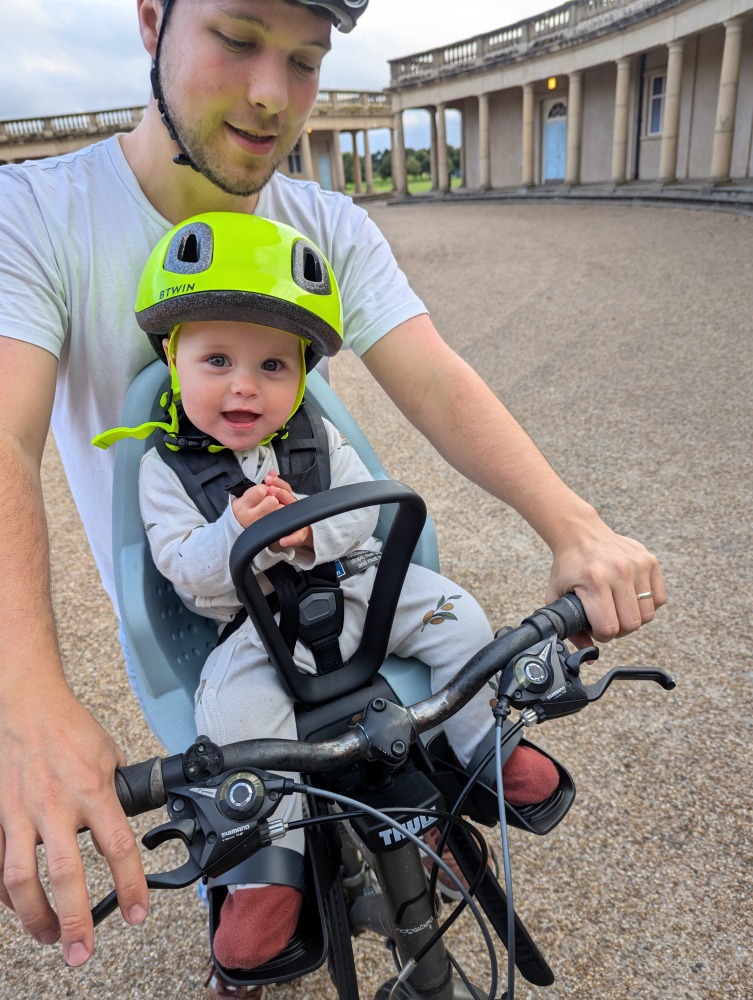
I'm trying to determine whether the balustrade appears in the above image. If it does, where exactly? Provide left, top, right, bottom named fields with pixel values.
left=389, top=0, right=682, bottom=86
left=0, top=107, right=144, bottom=145
left=1, top=92, right=389, bottom=151
left=314, top=90, right=392, bottom=114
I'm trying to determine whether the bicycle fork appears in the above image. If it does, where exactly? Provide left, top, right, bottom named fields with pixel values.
left=372, top=842, right=482, bottom=1000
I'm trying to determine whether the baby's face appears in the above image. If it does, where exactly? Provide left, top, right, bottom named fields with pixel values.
left=171, top=320, right=303, bottom=450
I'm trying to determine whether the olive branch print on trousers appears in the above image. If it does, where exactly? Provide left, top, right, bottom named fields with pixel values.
left=421, top=594, right=462, bottom=630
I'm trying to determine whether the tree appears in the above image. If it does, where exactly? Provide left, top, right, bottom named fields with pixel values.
left=376, top=149, right=391, bottom=180
left=447, top=145, right=461, bottom=177
left=405, top=153, right=422, bottom=178
left=342, top=151, right=353, bottom=185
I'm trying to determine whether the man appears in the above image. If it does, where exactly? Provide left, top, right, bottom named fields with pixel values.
left=0, top=0, right=665, bottom=978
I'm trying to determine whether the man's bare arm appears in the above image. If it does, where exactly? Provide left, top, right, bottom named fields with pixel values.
left=0, top=336, right=148, bottom=965
left=362, top=315, right=666, bottom=643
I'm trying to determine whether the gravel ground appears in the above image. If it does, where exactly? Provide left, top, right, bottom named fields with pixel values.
left=1, top=200, right=751, bottom=999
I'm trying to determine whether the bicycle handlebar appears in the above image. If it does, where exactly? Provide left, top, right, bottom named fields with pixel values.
left=114, top=593, right=591, bottom=817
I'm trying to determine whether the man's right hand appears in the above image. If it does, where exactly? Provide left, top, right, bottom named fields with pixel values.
left=0, top=681, right=148, bottom=966
left=0, top=334, right=147, bottom=964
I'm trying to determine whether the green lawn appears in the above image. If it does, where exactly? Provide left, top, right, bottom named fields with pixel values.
left=343, top=176, right=463, bottom=196
left=410, top=175, right=464, bottom=193
left=343, top=176, right=393, bottom=196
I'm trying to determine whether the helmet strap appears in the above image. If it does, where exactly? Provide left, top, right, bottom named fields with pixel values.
left=90, top=389, right=182, bottom=450
left=150, top=0, right=199, bottom=170
left=258, top=338, right=309, bottom=446
left=91, top=325, right=183, bottom=449
left=92, top=334, right=310, bottom=452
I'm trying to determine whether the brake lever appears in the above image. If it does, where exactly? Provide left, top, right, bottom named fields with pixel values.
left=91, top=820, right=203, bottom=926
left=582, top=666, right=676, bottom=703
left=92, top=766, right=295, bottom=925
left=498, top=637, right=676, bottom=724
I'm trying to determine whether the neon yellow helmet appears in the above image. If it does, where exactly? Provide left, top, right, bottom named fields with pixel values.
left=136, top=212, right=343, bottom=370
left=92, top=213, right=342, bottom=451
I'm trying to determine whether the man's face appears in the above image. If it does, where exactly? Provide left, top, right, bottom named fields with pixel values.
left=158, top=0, right=332, bottom=196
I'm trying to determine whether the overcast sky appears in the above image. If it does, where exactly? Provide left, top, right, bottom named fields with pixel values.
left=1, top=1, right=555, bottom=148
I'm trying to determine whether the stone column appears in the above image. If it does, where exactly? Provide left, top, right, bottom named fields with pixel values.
left=658, top=39, right=685, bottom=183
left=437, top=103, right=449, bottom=193
left=299, top=128, right=314, bottom=181
left=565, top=70, right=583, bottom=185
left=391, top=112, right=408, bottom=196
left=428, top=107, right=438, bottom=189
left=459, top=111, right=467, bottom=186
left=611, top=58, right=631, bottom=184
left=333, top=130, right=346, bottom=192
left=388, top=126, right=396, bottom=191
left=710, top=18, right=744, bottom=183
left=363, top=128, right=374, bottom=193
left=478, top=92, right=490, bottom=190
left=521, top=83, right=535, bottom=187
left=351, top=131, right=362, bottom=194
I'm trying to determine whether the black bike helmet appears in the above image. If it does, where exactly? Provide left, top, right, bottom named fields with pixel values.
left=296, top=0, right=369, bottom=33
left=157, top=0, right=368, bottom=36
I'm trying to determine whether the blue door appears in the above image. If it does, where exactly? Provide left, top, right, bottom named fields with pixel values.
left=319, top=155, right=333, bottom=191
left=543, top=101, right=567, bottom=182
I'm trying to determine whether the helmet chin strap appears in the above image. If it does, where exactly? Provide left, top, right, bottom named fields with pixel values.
left=150, top=0, right=197, bottom=169
left=150, top=61, right=195, bottom=169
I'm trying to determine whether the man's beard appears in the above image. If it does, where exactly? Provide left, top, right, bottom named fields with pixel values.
left=163, top=93, right=290, bottom=197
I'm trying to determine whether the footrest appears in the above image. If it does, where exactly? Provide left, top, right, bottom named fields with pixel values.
left=208, top=826, right=339, bottom=987
left=446, top=823, right=555, bottom=988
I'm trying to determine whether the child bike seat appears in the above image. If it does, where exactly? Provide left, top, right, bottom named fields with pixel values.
left=112, top=360, right=440, bottom=753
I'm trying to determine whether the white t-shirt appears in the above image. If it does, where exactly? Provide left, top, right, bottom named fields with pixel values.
left=0, top=137, right=425, bottom=607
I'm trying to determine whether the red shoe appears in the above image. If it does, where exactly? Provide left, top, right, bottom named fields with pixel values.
left=501, top=745, right=560, bottom=807
left=205, top=961, right=265, bottom=999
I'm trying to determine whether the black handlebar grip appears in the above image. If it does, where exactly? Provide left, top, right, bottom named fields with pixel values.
left=531, top=593, right=591, bottom=639
left=114, top=757, right=165, bottom=817
left=550, top=593, right=591, bottom=637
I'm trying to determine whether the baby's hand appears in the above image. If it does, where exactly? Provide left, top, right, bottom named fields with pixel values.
left=231, top=481, right=282, bottom=529
left=263, top=472, right=314, bottom=550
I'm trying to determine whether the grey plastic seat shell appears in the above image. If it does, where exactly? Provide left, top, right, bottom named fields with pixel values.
left=112, top=361, right=440, bottom=754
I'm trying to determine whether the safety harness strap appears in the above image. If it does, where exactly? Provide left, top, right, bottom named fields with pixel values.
left=156, top=400, right=350, bottom=675
left=265, top=561, right=345, bottom=673
left=155, top=401, right=330, bottom=514
left=274, top=401, right=331, bottom=495
left=155, top=419, right=244, bottom=522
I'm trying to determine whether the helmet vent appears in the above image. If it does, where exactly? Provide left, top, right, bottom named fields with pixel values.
left=303, top=248, right=323, bottom=284
left=291, top=239, right=331, bottom=296
left=164, top=221, right=214, bottom=274
left=178, top=233, right=201, bottom=263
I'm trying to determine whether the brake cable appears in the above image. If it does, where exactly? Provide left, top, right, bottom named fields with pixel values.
left=293, top=784, right=499, bottom=1000
left=495, top=712, right=517, bottom=1000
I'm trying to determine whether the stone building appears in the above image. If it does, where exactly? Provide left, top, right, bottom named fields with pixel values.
left=387, top=0, right=753, bottom=195
left=0, top=92, right=394, bottom=197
